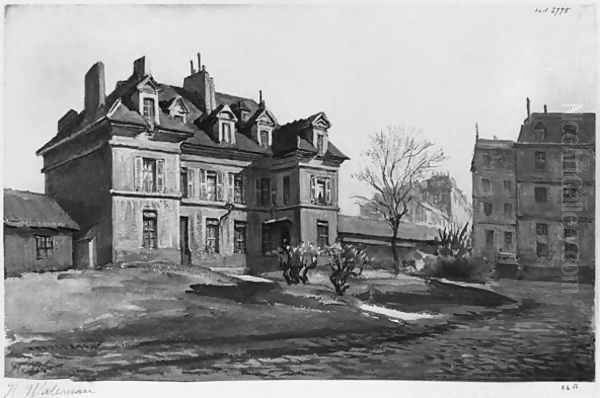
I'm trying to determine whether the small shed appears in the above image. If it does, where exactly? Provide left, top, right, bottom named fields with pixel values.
left=337, top=215, right=438, bottom=267
left=3, top=189, right=79, bottom=276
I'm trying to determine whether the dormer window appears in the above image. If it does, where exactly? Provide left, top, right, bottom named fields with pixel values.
left=241, top=110, right=250, bottom=122
left=137, top=77, right=160, bottom=126
left=314, top=131, right=327, bottom=155
left=143, top=98, right=155, bottom=120
left=258, top=128, right=271, bottom=148
left=167, top=97, right=189, bottom=124
left=220, top=122, right=234, bottom=144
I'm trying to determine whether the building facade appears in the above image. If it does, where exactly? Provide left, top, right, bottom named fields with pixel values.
left=3, top=189, right=79, bottom=276
left=471, top=101, right=595, bottom=279
left=471, top=138, right=517, bottom=260
left=37, top=56, right=348, bottom=272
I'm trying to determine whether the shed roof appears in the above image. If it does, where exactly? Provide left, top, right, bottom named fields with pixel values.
left=337, top=215, right=437, bottom=242
left=3, top=189, right=79, bottom=230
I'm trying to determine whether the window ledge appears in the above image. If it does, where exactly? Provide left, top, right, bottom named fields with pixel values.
left=182, top=198, right=248, bottom=208
left=110, top=189, right=181, bottom=199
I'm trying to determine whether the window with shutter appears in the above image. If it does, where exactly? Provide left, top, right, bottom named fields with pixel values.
left=134, top=157, right=143, bottom=191
left=234, top=221, right=247, bottom=254
left=228, top=173, right=234, bottom=202
left=205, top=218, right=219, bottom=254
left=310, top=176, right=316, bottom=204
left=206, top=171, right=217, bottom=201
left=271, top=177, right=277, bottom=205
left=241, top=176, right=247, bottom=204
left=216, top=171, right=224, bottom=201
left=180, top=168, right=188, bottom=198
left=233, top=174, right=244, bottom=204
left=325, top=178, right=331, bottom=204
left=142, top=210, right=158, bottom=249
left=200, top=169, right=207, bottom=200
left=156, top=159, right=164, bottom=192
left=142, top=158, right=157, bottom=192
left=187, top=168, right=195, bottom=198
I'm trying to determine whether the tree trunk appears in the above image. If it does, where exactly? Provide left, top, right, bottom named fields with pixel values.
left=391, top=225, right=400, bottom=274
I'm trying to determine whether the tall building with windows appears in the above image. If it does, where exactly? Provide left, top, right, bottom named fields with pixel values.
left=359, top=174, right=472, bottom=229
left=37, top=55, right=348, bottom=272
left=471, top=100, right=595, bottom=279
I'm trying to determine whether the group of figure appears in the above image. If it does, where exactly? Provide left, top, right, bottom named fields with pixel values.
left=277, top=239, right=319, bottom=285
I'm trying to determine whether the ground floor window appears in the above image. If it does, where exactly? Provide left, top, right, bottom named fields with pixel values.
left=317, top=220, right=329, bottom=248
left=206, top=218, right=219, bottom=254
left=142, top=210, right=157, bottom=249
left=35, top=235, right=53, bottom=259
left=536, top=241, right=549, bottom=258
left=234, top=221, right=247, bottom=254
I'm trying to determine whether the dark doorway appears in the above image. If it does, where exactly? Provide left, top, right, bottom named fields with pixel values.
left=180, top=216, right=191, bottom=266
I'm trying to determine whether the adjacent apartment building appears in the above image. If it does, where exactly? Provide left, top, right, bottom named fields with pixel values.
left=36, top=55, right=348, bottom=272
left=471, top=99, right=595, bottom=279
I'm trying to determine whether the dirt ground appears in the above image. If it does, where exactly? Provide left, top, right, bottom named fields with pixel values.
left=4, top=265, right=521, bottom=380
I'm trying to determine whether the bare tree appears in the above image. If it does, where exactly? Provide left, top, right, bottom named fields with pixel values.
left=354, top=125, right=445, bottom=274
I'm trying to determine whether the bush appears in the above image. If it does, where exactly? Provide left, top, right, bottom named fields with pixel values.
left=278, top=242, right=319, bottom=285
left=323, top=242, right=370, bottom=295
left=419, top=255, right=492, bottom=283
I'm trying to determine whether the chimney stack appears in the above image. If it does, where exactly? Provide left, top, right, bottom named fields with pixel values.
left=526, top=97, right=531, bottom=119
left=189, top=59, right=195, bottom=74
left=475, top=122, right=479, bottom=139
left=183, top=53, right=216, bottom=114
left=84, top=62, right=106, bottom=117
left=133, top=56, right=145, bottom=78
left=544, top=104, right=548, bottom=113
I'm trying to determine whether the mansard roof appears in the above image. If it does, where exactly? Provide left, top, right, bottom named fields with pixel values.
left=38, top=60, right=347, bottom=163
left=271, top=112, right=348, bottom=161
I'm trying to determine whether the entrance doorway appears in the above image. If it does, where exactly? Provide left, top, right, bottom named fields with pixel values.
left=180, top=217, right=191, bottom=265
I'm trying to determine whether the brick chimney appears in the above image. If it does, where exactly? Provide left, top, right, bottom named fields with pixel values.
left=133, top=56, right=145, bottom=78
left=183, top=53, right=216, bottom=114
left=84, top=62, right=106, bottom=117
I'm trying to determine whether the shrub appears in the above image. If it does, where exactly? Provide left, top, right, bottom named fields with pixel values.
left=435, top=222, right=471, bottom=257
left=278, top=241, right=319, bottom=285
left=323, top=242, right=370, bottom=295
left=413, top=222, right=492, bottom=283
left=418, top=254, right=492, bottom=283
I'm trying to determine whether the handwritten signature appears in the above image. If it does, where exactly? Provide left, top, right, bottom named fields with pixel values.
left=534, top=7, right=570, bottom=16
left=3, top=381, right=94, bottom=398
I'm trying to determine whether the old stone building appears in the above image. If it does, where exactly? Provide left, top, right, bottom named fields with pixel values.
left=471, top=100, right=595, bottom=280
left=37, top=55, right=348, bottom=272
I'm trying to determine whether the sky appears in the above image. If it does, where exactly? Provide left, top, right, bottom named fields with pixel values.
left=3, top=3, right=597, bottom=215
